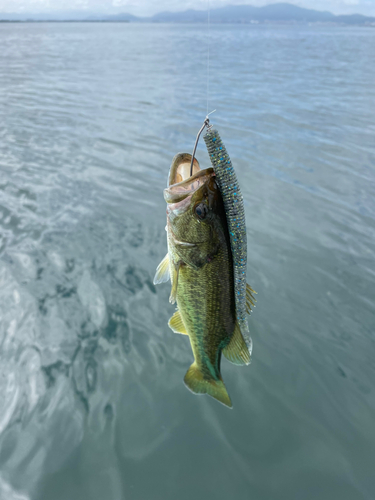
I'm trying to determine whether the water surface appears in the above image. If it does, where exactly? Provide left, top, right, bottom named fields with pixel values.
left=0, top=22, right=374, bottom=500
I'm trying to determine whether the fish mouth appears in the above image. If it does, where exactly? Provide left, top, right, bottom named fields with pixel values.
left=168, top=153, right=200, bottom=186
left=164, top=152, right=214, bottom=204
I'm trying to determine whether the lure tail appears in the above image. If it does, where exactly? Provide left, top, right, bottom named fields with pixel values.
left=184, top=362, right=232, bottom=408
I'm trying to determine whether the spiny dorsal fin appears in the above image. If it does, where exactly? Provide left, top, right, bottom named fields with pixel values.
left=246, top=283, right=257, bottom=314
left=168, top=310, right=188, bottom=335
left=223, top=321, right=251, bottom=366
left=184, top=362, right=232, bottom=408
left=169, top=262, right=180, bottom=305
left=153, top=254, right=170, bottom=285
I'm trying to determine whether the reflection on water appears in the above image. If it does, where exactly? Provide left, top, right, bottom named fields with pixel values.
left=0, top=22, right=374, bottom=500
left=0, top=214, right=182, bottom=499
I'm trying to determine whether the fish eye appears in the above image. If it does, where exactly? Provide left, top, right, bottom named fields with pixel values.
left=195, top=203, right=208, bottom=220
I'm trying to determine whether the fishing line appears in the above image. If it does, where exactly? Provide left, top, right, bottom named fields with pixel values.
left=206, top=0, right=210, bottom=115
left=189, top=0, right=212, bottom=177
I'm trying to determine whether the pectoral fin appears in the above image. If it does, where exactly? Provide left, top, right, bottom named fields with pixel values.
left=246, top=283, right=257, bottom=314
left=169, top=261, right=180, bottom=305
left=153, top=254, right=170, bottom=285
left=168, top=310, right=188, bottom=335
left=223, top=321, right=251, bottom=366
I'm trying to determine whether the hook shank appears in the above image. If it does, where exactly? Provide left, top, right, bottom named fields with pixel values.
left=190, top=118, right=210, bottom=177
left=189, top=111, right=216, bottom=177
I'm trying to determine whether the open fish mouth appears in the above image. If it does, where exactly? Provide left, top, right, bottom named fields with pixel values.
left=167, top=153, right=200, bottom=186
left=164, top=152, right=214, bottom=204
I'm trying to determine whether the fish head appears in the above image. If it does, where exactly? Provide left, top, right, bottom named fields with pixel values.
left=164, top=153, right=226, bottom=267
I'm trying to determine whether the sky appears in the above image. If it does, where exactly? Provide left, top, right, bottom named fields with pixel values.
left=1, top=0, right=375, bottom=17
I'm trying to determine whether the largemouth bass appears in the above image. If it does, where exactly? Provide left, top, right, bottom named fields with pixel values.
left=154, top=152, right=255, bottom=408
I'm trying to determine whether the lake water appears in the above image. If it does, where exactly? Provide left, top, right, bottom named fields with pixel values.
left=0, top=22, right=374, bottom=500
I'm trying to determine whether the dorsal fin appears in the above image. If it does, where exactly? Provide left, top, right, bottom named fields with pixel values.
left=168, top=310, right=188, bottom=335
left=153, top=254, right=170, bottom=285
left=223, top=321, right=251, bottom=366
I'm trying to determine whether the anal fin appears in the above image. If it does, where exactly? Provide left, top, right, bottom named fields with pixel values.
left=223, top=321, right=251, bottom=366
left=153, top=254, right=170, bottom=285
left=168, top=310, right=188, bottom=335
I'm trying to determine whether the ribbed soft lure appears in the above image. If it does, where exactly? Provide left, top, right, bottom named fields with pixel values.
left=203, top=127, right=253, bottom=352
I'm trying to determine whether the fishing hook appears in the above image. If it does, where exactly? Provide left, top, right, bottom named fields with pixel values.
left=190, top=110, right=216, bottom=177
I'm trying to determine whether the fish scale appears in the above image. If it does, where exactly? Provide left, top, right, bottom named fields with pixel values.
left=203, top=128, right=252, bottom=353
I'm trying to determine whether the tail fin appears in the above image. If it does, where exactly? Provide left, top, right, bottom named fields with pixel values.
left=184, top=362, right=232, bottom=408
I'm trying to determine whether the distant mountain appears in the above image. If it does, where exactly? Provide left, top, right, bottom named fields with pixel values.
left=0, top=10, right=137, bottom=22
left=149, top=3, right=375, bottom=25
left=151, top=4, right=331, bottom=23
left=1, top=3, right=375, bottom=25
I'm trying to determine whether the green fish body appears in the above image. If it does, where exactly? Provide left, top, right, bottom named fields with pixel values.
left=154, top=153, right=255, bottom=408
